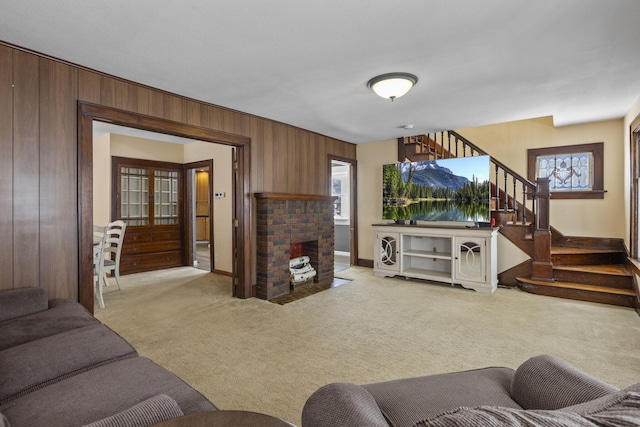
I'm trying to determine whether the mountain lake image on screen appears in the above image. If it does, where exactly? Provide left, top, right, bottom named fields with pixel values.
left=382, top=155, right=491, bottom=223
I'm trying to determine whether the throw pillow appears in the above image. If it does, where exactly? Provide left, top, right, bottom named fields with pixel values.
left=413, top=392, right=640, bottom=427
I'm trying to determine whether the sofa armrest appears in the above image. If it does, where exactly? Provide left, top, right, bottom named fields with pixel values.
left=511, top=354, right=618, bottom=410
left=301, top=382, right=389, bottom=427
left=0, top=287, right=48, bottom=322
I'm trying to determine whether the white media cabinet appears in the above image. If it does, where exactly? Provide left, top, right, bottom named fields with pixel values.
left=373, top=224, right=498, bottom=294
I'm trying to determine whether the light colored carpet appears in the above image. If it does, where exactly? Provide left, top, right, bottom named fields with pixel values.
left=95, top=266, right=640, bottom=426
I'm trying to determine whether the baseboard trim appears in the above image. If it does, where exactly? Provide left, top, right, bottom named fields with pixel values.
left=214, top=269, right=232, bottom=277
left=357, top=258, right=373, bottom=268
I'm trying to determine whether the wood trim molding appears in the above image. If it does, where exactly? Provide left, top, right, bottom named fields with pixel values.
left=328, top=154, right=359, bottom=268
left=78, top=102, right=253, bottom=312
left=630, top=113, right=640, bottom=258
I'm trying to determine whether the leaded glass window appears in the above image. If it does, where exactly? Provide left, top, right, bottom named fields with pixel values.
left=535, top=152, right=594, bottom=192
left=527, top=142, right=604, bottom=200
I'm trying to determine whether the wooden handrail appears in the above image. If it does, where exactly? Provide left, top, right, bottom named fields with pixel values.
left=448, top=131, right=536, bottom=192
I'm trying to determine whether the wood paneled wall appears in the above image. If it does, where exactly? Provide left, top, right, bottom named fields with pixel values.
left=0, top=43, right=356, bottom=300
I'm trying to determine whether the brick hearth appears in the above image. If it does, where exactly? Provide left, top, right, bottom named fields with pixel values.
left=255, top=193, right=335, bottom=300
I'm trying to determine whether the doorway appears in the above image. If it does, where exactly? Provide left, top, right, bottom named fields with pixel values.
left=329, top=155, right=358, bottom=272
left=79, top=103, right=252, bottom=312
left=186, top=161, right=214, bottom=272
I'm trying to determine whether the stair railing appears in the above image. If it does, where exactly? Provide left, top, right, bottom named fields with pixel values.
left=400, top=130, right=538, bottom=227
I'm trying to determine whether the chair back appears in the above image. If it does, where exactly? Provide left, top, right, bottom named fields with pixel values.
left=93, top=225, right=107, bottom=279
left=105, top=220, right=127, bottom=261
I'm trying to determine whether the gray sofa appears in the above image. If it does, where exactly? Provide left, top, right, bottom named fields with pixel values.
left=0, top=287, right=216, bottom=427
left=302, top=354, right=640, bottom=427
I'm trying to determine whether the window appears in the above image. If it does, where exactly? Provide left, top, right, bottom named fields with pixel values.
left=527, top=142, right=605, bottom=199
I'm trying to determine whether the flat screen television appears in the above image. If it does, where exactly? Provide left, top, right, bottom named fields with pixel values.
left=382, top=155, right=491, bottom=224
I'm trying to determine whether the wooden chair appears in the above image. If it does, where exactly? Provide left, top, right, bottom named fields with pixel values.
left=93, top=225, right=107, bottom=309
left=102, top=220, right=127, bottom=290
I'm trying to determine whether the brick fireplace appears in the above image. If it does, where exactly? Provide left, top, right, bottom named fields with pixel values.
left=255, top=193, right=335, bottom=300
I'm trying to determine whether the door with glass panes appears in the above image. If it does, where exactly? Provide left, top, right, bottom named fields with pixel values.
left=112, top=157, right=184, bottom=274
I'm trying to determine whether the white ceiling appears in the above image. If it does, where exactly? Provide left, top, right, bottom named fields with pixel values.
left=2, top=0, right=640, bottom=144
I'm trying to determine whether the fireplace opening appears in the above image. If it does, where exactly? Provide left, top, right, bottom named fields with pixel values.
left=290, top=241, right=318, bottom=289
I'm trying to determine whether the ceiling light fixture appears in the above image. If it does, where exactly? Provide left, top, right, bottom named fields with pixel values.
left=367, top=72, right=418, bottom=102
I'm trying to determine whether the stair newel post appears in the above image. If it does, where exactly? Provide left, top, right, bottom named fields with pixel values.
left=532, top=177, right=554, bottom=281
left=447, top=132, right=452, bottom=158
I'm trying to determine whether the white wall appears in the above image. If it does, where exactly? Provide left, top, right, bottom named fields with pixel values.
left=93, top=133, right=111, bottom=227
left=356, top=139, right=397, bottom=262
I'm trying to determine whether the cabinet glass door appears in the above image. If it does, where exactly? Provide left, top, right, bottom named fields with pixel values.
left=377, top=233, right=399, bottom=271
left=455, top=238, right=485, bottom=282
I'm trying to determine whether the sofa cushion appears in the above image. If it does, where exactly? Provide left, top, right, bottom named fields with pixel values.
left=0, top=287, right=48, bottom=322
left=363, top=367, right=520, bottom=427
left=301, top=382, right=389, bottom=427
left=82, top=394, right=184, bottom=427
left=511, top=355, right=618, bottom=410
left=0, top=299, right=98, bottom=351
left=0, top=324, right=137, bottom=404
left=0, top=357, right=216, bottom=427
left=412, top=391, right=640, bottom=427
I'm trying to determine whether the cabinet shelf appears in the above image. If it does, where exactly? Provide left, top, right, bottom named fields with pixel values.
left=402, top=268, right=451, bottom=280
left=403, top=249, right=451, bottom=260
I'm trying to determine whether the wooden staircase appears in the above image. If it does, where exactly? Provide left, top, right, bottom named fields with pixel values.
left=512, top=232, right=636, bottom=308
left=399, top=132, right=640, bottom=310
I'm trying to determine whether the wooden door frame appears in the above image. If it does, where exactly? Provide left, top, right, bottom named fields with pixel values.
left=184, top=160, right=214, bottom=272
left=78, top=102, right=252, bottom=312
left=327, top=154, right=358, bottom=265
left=630, top=113, right=640, bottom=258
